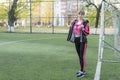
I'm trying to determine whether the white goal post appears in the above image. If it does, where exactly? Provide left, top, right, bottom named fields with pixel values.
left=94, top=1, right=105, bottom=80
left=94, top=1, right=120, bottom=80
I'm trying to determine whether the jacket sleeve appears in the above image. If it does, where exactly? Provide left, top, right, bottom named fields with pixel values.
left=83, top=23, right=89, bottom=36
left=67, top=20, right=76, bottom=42
left=82, top=20, right=90, bottom=36
left=67, top=26, right=73, bottom=41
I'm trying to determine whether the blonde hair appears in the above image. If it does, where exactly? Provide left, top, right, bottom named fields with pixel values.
left=78, top=9, right=85, bottom=15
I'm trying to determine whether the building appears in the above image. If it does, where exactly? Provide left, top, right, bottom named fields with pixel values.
left=54, top=0, right=84, bottom=26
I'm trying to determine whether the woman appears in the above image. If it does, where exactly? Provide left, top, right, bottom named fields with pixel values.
left=67, top=9, right=89, bottom=78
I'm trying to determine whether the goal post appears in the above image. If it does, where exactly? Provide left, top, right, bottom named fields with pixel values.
left=94, top=1, right=105, bottom=80
left=98, top=1, right=105, bottom=62
left=94, top=1, right=120, bottom=80
left=98, top=0, right=120, bottom=63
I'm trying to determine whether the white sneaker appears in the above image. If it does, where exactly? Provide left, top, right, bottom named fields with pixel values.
left=76, top=71, right=81, bottom=74
left=76, top=71, right=85, bottom=78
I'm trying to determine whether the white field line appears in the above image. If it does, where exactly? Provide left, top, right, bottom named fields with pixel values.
left=0, top=37, right=64, bottom=46
left=94, top=61, right=102, bottom=80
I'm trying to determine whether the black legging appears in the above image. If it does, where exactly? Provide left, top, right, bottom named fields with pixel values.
left=75, top=37, right=87, bottom=72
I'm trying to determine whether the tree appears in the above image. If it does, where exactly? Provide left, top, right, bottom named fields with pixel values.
left=40, top=1, right=53, bottom=25
left=85, top=0, right=120, bottom=34
left=86, top=0, right=102, bottom=28
left=0, top=0, right=30, bottom=28
left=8, top=0, right=18, bottom=32
left=84, top=0, right=103, bottom=34
left=15, top=1, right=30, bottom=20
left=0, top=4, right=8, bottom=20
left=85, top=8, right=96, bottom=27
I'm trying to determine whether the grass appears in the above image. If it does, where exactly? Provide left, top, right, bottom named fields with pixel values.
left=0, top=26, right=69, bottom=33
left=0, top=33, right=119, bottom=80
left=101, top=46, right=120, bottom=80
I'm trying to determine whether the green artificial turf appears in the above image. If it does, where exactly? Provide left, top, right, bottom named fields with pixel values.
left=0, top=33, right=119, bottom=80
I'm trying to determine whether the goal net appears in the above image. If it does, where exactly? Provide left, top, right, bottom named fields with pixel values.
left=99, top=1, right=120, bottom=62
left=94, top=1, right=120, bottom=80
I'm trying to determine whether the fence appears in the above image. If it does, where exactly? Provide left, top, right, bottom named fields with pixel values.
left=0, top=0, right=95, bottom=33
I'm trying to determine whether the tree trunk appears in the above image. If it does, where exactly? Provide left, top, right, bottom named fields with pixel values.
left=8, top=0, right=18, bottom=32
left=93, top=4, right=102, bottom=34
left=95, top=5, right=102, bottom=28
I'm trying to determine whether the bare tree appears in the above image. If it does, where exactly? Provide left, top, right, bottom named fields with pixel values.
left=85, top=0, right=103, bottom=34
left=85, top=0, right=119, bottom=34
